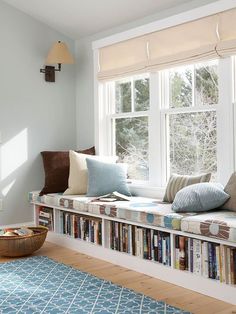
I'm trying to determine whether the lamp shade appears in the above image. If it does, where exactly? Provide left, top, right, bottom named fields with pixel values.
left=45, top=41, right=74, bottom=65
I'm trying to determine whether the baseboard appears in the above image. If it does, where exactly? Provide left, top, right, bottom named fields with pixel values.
left=0, top=221, right=35, bottom=229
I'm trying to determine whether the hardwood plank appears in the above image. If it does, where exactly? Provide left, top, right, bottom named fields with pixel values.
left=1, top=241, right=236, bottom=314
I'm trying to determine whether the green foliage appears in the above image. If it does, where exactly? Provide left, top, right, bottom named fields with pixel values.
left=195, top=65, right=218, bottom=106
left=135, top=78, right=150, bottom=111
left=116, top=117, right=148, bottom=180
left=114, top=63, right=218, bottom=180
left=115, top=82, right=131, bottom=113
left=169, top=111, right=217, bottom=177
left=170, top=69, right=192, bottom=108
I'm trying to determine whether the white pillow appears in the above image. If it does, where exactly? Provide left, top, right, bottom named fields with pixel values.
left=63, top=150, right=117, bottom=195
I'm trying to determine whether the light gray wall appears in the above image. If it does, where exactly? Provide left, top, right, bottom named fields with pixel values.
left=0, top=1, right=76, bottom=225
left=76, top=0, right=218, bottom=149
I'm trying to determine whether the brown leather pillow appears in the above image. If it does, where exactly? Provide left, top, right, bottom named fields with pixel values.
left=40, top=147, right=95, bottom=195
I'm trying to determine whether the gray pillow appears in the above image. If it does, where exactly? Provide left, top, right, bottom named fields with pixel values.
left=163, top=173, right=211, bottom=203
left=172, top=183, right=230, bottom=213
left=221, top=172, right=236, bottom=211
left=86, top=158, right=131, bottom=197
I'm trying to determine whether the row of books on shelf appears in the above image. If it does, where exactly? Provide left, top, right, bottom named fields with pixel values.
left=38, top=206, right=54, bottom=231
left=36, top=207, right=236, bottom=286
left=60, top=211, right=102, bottom=245
left=108, top=221, right=171, bottom=266
left=175, top=235, right=236, bottom=285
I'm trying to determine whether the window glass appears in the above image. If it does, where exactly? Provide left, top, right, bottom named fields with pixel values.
left=195, top=61, right=219, bottom=106
left=115, top=116, right=149, bottom=180
left=169, top=66, right=192, bottom=108
left=134, top=77, right=150, bottom=111
left=115, top=81, right=131, bottom=113
left=168, top=111, right=217, bottom=178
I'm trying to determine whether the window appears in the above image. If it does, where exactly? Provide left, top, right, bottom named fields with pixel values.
left=162, top=60, right=218, bottom=180
left=110, top=75, right=149, bottom=180
left=98, top=58, right=234, bottom=188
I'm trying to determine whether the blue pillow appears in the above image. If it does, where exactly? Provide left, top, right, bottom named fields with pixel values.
left=86, top=158, right=131, bottom=197
left=172, top=183, right=230, bottom=212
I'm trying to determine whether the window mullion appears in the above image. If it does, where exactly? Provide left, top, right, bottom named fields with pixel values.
left=149, top=72, right=163, bottom=186
left=217, top=57, right=234, bottom=184
left=131, top=78, right=135, bottom=112
left=192, top=65, right=195, bottom=107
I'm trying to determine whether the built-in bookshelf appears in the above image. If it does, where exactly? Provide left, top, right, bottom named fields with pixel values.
left=32, top=202, right=236, bottom=305
left=106, top=221, right=171, bottom=266
left=36, top=206, right=54, bottom=231
left=174, top=235, right=236, bottom=284
left=59, top=211, right=102, bottom=245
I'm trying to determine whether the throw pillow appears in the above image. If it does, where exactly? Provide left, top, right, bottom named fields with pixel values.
left=40, top=147, right=95, bottom=195
left=221, top=172, right=236, bottom=211
left=86, top=158, right=131, bottom=197
left=163, top=173, right=211, bottom=203
left=64, top=151, right=117, bottom=195
left=172, top=183, right=230, bottom=212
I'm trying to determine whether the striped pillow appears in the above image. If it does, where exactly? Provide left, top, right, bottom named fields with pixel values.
left=163, top=173, right=211, bottom=203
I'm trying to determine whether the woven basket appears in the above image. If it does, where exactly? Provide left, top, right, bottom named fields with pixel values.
left=0, top=226, right=48, bottom=257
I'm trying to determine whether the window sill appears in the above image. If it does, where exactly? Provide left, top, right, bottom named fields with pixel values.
left=128, top=182, right=165, bottom=199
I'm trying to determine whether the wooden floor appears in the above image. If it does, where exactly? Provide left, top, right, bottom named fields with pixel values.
left=1, top=242, right=236, bottom=314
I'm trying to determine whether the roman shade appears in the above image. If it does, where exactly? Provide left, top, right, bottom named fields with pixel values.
left=216, top=9, right=236, bottom=57
left=147, top=15, right=219, bottom=71
left=97, top=8, right=236, bottom=81
left=98, top=36, right=149, bottom=80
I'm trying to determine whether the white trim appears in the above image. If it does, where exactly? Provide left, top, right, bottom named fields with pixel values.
left=110, top=110, right=149, bottom=119
left=0, top=221, right=34, bottom=229
left=233, top=57, right=236, bottom=171
left=217, top=57, right=234, bottom=184
left=94, top=49, right=101, bottom=154
left=129, top=183, right=165, bottom=199
left=92, top=0, right=236, bottom=49
left=149, top=72, right=162, bottom=186
left=161, top=105, right=217, bottom=115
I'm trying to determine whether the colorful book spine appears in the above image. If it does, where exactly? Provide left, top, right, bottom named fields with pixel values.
left=179, top=236, right=185, bottom=271
left=193, top=239, right=201, bottom=276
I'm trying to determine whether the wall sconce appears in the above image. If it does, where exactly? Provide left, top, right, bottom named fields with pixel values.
left=40, top=41, right=74, bottom=82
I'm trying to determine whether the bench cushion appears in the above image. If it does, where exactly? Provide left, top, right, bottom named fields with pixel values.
left=181, top=210, right=236, bottom=242
left=29, top=191, right=190, bottom=230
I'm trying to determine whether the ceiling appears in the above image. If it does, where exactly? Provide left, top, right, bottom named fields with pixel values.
left=3, top=0, right=191, bottom=39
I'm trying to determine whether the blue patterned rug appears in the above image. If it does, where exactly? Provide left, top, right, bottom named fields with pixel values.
left=0, top=256, right=191, bottom=313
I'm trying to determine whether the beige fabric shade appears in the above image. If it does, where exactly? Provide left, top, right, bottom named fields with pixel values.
left=216, top=8, right=236, bottom=57
left=98, top=36, right=148, bottom=80
left=147, top=15, right=219, bottom=71
left=98, top=8, right=236, bottom=81
left=46, top=41, right=74, bottom=65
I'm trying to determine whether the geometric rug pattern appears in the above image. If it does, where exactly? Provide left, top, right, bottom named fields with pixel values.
left=0, top=256, right=191, bottom=313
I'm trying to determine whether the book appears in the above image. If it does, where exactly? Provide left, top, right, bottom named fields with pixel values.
left=153, top=231, right=158, bottom=262
left=189, top=238, right=194, bottom=273
left=215, top=245, right=220, bottom=280
left=193, top=239, right=201, bottom=276
left=162, top=236, right=167, bottom=265
left=158, top=232, right=162, bottom=263
left=179, top=236, right=185, bottom=270
left=201, top=242, right=209, bottom=278
left=175, top=236, right=180, bottom=269
left=92, top=191, right=131, bottom=202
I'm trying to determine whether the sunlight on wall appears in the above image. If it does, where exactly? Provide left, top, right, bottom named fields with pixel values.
left=0, top=129, right=28, bottom=180
left=1, top=180, right=16, bottom=196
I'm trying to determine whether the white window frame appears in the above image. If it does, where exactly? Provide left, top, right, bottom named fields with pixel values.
left=96, top=57, right=235, bottom=196
left=161, top=61, right=219, bottom=184
left=106, top=74, right=150, bottom=184
left=93, top=0, right=236, bottom=197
